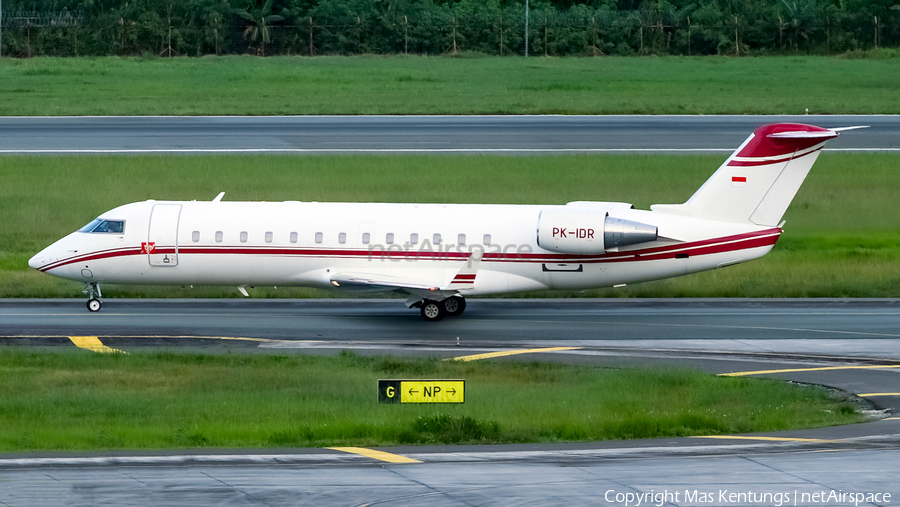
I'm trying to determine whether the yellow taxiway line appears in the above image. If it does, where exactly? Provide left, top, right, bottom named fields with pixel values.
left=448, top=346, right=581, bottom=362
left=719, top=365, right=900, bottom=377
left=857, top=393, right=900, bottom=397
left=68, top=336, right=125, bottom=354
left=690, top=435, right=837, bottom=443
left=328, top=447, right=421, bottom=464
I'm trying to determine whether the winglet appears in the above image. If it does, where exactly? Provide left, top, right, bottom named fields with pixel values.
left=447, top=249, right=482, bottom=290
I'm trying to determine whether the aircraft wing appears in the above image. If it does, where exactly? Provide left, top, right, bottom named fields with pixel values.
left=329, top=251, right=482, bottom=299
left=330, top=272, right=440, bottom=292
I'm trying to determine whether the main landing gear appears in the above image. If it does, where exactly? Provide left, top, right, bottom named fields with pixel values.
left=418, top=296, right=466, bottom=322
left=84, top=282, right=103, bottom=312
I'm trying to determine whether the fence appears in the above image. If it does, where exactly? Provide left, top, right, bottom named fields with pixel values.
left=0, top=12, right=896, bottom=58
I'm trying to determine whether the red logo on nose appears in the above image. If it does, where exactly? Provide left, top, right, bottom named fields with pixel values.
left=141, top=242, right=156, bottom=254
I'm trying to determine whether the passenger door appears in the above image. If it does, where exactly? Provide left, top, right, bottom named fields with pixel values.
left=147, top=204, right=181, bottom=267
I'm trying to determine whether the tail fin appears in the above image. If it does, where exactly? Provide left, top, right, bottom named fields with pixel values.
left=651, top=123, right=859, bottom=226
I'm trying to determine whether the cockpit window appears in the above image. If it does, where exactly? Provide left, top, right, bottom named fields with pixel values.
left=79, top=219, right=125, bottom=234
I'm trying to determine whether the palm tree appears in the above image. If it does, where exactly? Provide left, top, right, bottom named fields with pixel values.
left=780, top=0, right=818, bottom=52
left=233, top=0, right=284, bottom=56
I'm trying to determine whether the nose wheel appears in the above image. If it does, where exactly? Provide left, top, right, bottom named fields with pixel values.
left=83, top=282, right=103, bottom=312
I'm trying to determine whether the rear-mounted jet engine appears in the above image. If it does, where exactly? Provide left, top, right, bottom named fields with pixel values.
left=536, top=208, right=658, bottom=254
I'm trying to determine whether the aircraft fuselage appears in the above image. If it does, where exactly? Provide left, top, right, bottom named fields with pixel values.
left=31, top=199, right=777, bottom=294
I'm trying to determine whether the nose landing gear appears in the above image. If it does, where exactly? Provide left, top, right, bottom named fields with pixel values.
left=83, top=282, right=103, bottom=312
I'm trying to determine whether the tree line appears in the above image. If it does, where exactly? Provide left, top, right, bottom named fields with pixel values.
left=1, top=0, right=898, bottom=58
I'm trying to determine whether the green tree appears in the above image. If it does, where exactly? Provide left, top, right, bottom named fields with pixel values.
left=779, top=0, right=822, bottom=52
left=233, top=0, right=285, bottom=55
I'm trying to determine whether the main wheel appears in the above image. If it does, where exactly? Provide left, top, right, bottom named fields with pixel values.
left=442, top=296, right=466, bottom=316
left=420, top=300, right=446, bottom=322
left=87, top=299, right=102, bottom=312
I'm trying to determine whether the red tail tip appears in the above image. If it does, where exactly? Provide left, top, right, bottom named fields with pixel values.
left=729, top=123, right=837, bottom=167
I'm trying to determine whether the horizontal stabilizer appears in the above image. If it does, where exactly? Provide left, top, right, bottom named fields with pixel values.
left=830, top=126, right=869, bottom=132
left=767, top=131, right=839, bottom=139
left=767, top=125, right=867, bottom=139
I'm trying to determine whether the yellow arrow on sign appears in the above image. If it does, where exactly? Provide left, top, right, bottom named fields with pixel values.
left=401, top=381, right=464, bottom=403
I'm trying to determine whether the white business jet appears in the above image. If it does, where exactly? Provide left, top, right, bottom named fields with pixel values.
left=29, top=123, right=862, bottom=321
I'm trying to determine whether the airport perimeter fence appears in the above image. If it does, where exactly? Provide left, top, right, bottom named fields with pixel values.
left=1, top=10, right=898, bottom=58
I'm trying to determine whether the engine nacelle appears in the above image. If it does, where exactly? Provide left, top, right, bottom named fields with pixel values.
left=536, top=208, right=658, bottom=255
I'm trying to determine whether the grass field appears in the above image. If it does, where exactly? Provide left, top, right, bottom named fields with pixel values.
left=0, top=349, right=866, bottom=451
left=3, top=152, right=898, bottom=299
left=1, top=54, right=900, bottom=115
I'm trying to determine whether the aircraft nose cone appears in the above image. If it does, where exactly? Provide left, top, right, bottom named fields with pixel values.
left=28, top=254, right=46, bottom=270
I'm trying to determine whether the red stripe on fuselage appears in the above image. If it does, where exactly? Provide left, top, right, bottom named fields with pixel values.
left=40, top=228, right=781, bottom=273
left=479, top=228, right=781, bottom=262
left=38, top=246, right=143, bottom=272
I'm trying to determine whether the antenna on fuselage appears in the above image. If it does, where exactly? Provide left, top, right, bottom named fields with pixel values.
left=212, top=192, right=225, bottom=202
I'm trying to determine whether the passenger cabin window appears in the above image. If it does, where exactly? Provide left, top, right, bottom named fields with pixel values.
left=315, top=232, right=323, bottom=244
left=338, top=232, right=347, bottom=244
left=362, top=232, right=370, bottom=244
left=457, top=234, right=466, bottom=245
left=433, top=233, right=442, bottom=245
left=79, top=219, right=125, bottom=234
left=192, top=231, right=200, bottom=242
left=483, top=234, right=492, bottom=246
left=265, top=232, right=273, bottom=243
left=410, top=233, right=418, bottom=245
left=240, top=231, right=248, bottom=243
left=290, top=232, right=298, bottom=244
left=215, top=231, right=223, bottom=243
left=386, top=233, right=394, bottom=244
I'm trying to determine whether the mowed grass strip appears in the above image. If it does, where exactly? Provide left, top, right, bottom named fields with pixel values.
left=0, top=350, right=866, bottom=452
left=1, top=54, right=899, bottom=115
left=2, top=153, right=898, bottom=298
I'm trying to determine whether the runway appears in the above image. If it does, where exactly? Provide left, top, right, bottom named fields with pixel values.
left=1, top=446, right=898, bottom=506
left=0, top=115, right=898, bottom=153
left=2, top=298, right=900, bottom=505
left=4, top=298, right=900, bottom=348
left=4, top=299, right=900, bottom=405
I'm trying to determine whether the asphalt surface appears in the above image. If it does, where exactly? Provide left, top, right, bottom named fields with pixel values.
left=2, top=298, right=900, bottom=505
left=0, top=115, right=897, bottom=153
left=1, top=448, right=897, bottom=506
left=3, top=297, right=899, bottom=347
